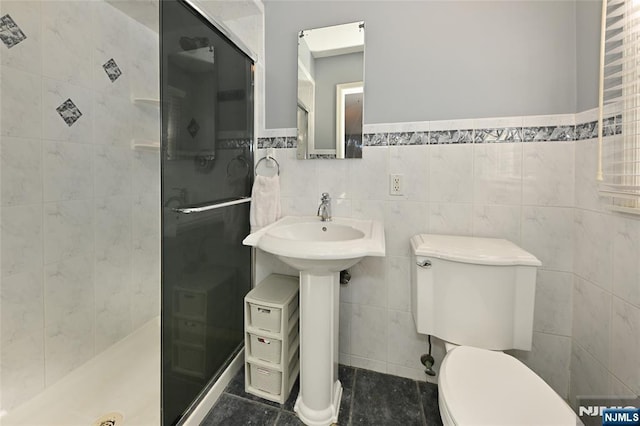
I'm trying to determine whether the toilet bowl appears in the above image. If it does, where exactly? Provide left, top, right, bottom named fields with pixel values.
left=438, top=346, right=577, bottom=426
left=410, top=234, right=580, bottom=425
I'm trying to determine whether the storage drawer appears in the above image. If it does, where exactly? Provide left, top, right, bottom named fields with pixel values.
left=173, top=319, right=205, bottom=346
left=174, top=290, right=206, bottom=319
left=172, top=343, right=205, bottom=378
left=249, top=303, right=282, bottom=333
left=249, top=363, right=282, bottom=395
left=249, top=334, right=282, bottom=364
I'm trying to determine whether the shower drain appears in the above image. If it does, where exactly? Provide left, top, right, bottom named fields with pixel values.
left=92, top=412, right=124, bottom=426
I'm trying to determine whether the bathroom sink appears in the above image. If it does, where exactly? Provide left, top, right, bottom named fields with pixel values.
left=244, top=215, right=385, bottom=425
left=243, top=215, right=385, bottom=271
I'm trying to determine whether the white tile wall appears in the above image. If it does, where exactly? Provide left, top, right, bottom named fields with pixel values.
left=0, top=0, right=42, bottom=74
left=429, top=144, right=474, bottom=203
left=533, top=270, right=573, bottom=336
left=1, top=204, right=43, bottom=277
left=0, top=137, right=42, bottom=206
left=521, top=206, right=574, bottom=272
left=570, top=341, right=609, bottom=404
left=472, top=142, right=522, bottom=206
left=0, top=0, right=160, bottom=412
left=255, top=117, right=580, bottom=390
left=610, top=298, right=640, bottom=395
left=351, top=304, right=388, bottom=363
left=573, top=275, right=611, bottom=367
left=510, top=331, right=572, bottom=399
left=258, top=112, right=640, bottom=404
left=428, top=202, right=472, bottom=236
left=44, top=254, right=95, bottom=386
left=571, top=122, right=640, bottom=408
left=522, top=142, right=575, bottom=207
left=574, top=209, right=614, bottom=291
left=612, top=217, right=640, bottom=307
left=0, top=66, right=42, bottom=139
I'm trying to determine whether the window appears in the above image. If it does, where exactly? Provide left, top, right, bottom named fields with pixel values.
left=598, top=0, right=640, bottom=214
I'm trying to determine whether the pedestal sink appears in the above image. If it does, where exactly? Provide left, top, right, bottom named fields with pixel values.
left=243, top=216, right=385, bottom=426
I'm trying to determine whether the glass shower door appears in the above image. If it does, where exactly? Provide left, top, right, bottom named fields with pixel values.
left=160, top=1, right=253, bottom=424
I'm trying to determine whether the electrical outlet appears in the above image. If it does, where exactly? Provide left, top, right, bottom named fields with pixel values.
left=390, top=174, right=403, bottom=195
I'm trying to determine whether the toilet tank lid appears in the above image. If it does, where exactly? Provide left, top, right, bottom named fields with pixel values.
left=410, top=234, right=541, bottom=266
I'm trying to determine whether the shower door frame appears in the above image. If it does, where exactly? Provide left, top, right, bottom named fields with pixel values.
left=159, top=1, right=257, bottom=424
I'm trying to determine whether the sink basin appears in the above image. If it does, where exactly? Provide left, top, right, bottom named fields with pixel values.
left=243, top=216, right=385, bottom=271
left=267, top=222, right=365, bottom=242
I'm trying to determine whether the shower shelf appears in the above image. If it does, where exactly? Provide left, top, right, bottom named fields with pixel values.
left=131, top=139, right=160, bottom=151
left=132, top=98, right=161, bottom=106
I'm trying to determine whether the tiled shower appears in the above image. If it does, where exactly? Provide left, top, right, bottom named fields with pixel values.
left=0, top=0, right=160, bottom=413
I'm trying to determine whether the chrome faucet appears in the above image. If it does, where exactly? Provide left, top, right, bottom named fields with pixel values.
left=317, top=192, right=332, bottom=222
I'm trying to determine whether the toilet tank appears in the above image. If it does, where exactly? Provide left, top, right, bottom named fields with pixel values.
left=410, top=234, right=541, bottom=351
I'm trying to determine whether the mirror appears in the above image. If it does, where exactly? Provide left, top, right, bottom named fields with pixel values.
left=297, top=21, right=365, bottom=159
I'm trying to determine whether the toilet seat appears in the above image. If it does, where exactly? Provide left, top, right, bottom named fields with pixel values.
left=438, top=346, right=577, bottom=426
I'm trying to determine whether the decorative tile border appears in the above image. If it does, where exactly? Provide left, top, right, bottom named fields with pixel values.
left=257, top=114, right=622, bottom=152
left=218, top=138, right=252, bottom=149
left=522, top=125, right=576, bottom=142
left=363, top=133, right=388, bottom=146
left=308, top=153, right=336, bottom=159
left=257, top=136, right=296, bottom=149
left=474, top=128, right=522, bottom=143
left=429, top=129, right=473, bottom=144
left=575, top=121, right=598, bottom=140
left=390, top=132, right=426, bottom=145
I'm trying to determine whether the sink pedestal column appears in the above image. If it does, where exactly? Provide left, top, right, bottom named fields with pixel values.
left=294, top=271, right=342, bottom=426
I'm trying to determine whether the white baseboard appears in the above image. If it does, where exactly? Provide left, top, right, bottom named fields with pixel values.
left=182, top=349, right=245, bottom=425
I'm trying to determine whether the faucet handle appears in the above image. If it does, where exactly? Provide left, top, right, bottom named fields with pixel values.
left=321, top=192, right=331, bottom=201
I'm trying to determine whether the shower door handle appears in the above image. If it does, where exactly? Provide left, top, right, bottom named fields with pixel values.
left=174, top=197, right=251, bottom=214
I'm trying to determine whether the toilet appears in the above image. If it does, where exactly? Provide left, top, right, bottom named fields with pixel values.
left=410, top=234, right=580, bottom=426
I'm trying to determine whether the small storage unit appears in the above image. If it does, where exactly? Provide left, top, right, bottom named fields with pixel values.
left=244, top=274, right=300, bottom=403
left=171, top=267, right=237, bottom=379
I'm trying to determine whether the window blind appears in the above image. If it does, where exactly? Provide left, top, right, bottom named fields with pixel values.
left=598, top=0, right=640, bottom=214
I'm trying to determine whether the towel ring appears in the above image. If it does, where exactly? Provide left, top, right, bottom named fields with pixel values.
left=255, top=156, right=280, bottom=176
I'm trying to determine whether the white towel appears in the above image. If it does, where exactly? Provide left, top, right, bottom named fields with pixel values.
left=250, top=174, right=281, bottom=232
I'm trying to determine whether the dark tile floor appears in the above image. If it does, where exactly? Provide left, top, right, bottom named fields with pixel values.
left=201, top=365, right=442, bottom=425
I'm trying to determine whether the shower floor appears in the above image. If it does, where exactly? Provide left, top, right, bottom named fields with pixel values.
left=2, top=317, right=160, bottom=426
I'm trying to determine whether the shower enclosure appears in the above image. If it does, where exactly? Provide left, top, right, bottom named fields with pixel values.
left=160, top=1, right=254, bottom=424
left=0, top=0, right=161, bottom=424
left=0, top=0, right=254, bottom=424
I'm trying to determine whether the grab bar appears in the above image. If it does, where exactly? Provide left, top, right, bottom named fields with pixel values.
left=174, top=197, right=251, bottom=214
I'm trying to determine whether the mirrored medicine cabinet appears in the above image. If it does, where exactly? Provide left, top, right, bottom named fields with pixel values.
left=296, top=21, right=365, bottom=159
